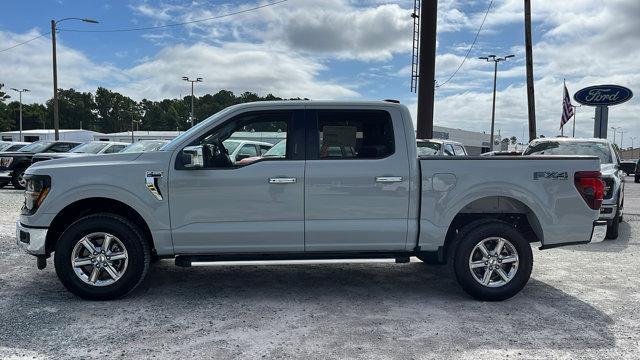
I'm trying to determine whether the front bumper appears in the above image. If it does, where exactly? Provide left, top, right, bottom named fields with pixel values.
left=16, top=221, right=48, bottom=255
left=0, top=170, right=12, bottom=180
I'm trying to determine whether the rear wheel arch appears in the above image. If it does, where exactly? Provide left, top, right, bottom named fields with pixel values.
left=441, top=196, right=543, bottom=262
left=45, top=197, right=155, bottom=256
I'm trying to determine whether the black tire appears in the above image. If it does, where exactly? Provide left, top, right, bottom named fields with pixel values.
left=452, top=221, right=533, bottom=301
left=11, top=166, right=27, bottom=190
left=54, top=213, right=151, bottom=300
left=635, top=176, right=639, bottom=183
left=605, top=216, right=620, bottom=240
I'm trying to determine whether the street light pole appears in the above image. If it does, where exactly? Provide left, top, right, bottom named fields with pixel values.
left=479, top=54, right=515, bottom=151
left=10, top=88, right=30, bottom=142
left=619, top=129, right=625, bottom=149
left=51, top=17, right=98, bottom=140
left=571, top=104, right=581, bottom=137
left=610, top=126, right=621, bottom=146
left=630, top=136, right=636, bottom=150
left=182, top=77, right=203, bottom=128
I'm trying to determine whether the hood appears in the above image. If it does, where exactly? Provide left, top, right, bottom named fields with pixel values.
left=32, top=153, right=89, bottom=160
left=26, top=150, right=172, bottom=176
left=0, top=151, right=34, bottom=157
left=600, top=163, right=617, bottom=175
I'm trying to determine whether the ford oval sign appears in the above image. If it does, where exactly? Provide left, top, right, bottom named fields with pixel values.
left=574, top=85, right=633, bottom=106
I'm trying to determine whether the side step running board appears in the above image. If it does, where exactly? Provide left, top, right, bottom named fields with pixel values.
left=175, top=252, right=416, bottom=268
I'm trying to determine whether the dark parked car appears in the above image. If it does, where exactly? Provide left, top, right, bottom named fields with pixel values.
left=620, top=160, right=636, bottom=176
left=0, top=140, right=80, bottom=189
left=635, top=160, right=640, bottom=183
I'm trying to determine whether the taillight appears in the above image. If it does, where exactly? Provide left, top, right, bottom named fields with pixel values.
left=574, top=171, right=604, bottom=210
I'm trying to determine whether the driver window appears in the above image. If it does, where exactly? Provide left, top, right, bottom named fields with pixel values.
left=191, top=111, right=290, bottom=168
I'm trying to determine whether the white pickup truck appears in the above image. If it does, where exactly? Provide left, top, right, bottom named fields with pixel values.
left=17, top=101, right=607, bottom=301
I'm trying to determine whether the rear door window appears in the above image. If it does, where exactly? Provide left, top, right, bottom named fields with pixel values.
left=312, top=110, right=394, bottom=160
left=453, top=145, right=466, bottom=156
left=444, top=144, right=455, bottom=156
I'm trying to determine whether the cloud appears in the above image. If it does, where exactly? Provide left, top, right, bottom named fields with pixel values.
left=118, top=42, right=359, bottom=100
left=0, top=29, right=123, bottom=104
left=0, top=30, right=358, bottom=103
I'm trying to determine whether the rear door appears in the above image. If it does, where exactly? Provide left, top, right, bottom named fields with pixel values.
left=304, top=107, right=411, bottom=251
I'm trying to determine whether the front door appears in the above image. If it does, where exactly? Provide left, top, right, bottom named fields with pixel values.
left=304, top=108, right=411, bottom=252
left=169, top=109, right=306, bottom=254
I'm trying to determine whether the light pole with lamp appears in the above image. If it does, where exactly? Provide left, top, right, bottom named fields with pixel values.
left=182, top=77, right=203, bottom=128
left=479, top=54, right=515, bottom=151
left=610, top=126, right=622, bottom=145
left=10, top=88, right=30, bottom=142
left=571, top=104, right=581, bottom=137
left=51, top=17, right=99, bottom=140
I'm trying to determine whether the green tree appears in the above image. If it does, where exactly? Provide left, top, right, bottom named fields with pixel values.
left=0, top=83, right=13, bottom=131
left=510, top=136, right=517, bottom=145
left=45, top=88, right=97, bottom=130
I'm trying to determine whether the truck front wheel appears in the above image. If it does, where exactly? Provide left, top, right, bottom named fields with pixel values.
left=54, top=213, right=151, bottom=300
left=452, top=221, right=533, bottom=301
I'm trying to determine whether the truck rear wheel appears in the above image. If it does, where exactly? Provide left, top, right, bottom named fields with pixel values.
left=452, top=221, right=533, bottom=301
left=54, top=213, right=150, bottom=300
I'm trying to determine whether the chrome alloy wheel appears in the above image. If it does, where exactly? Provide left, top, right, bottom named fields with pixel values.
left=17, top=171, right=27, bottom=188
left=71, top=232, right=128, bottom=287
left=468, top=237, right=519, bottom=288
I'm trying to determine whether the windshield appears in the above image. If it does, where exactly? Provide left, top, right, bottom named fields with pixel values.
left=523, top=141, right=613, bottom=164
left=70, top=142, right=109, bottom=154
left=6, top=144, right=26, bottom=151
left=0, top=143, right=10, bottom=151
left=264, top=140, right=286, bottom=157
left=121, top=140, right=167, bottom=153
left=222, top=140, right=242, bottom=154
left=19, top=141, right=53, bottom=153
left=417, top=141, right=441, bottom=156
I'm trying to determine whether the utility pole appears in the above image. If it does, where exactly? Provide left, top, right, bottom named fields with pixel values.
left=51, top=17, right=98, bottom=140
left=619, top=129, right=625, bottom=149
left=479, top=54, right=514, bottom=151
left=524, top=0, right=536, bottom=141
left=182, top=77, right=203, bottom=128
left=416, top=0, right=437, bottom=139
left=630, top=136, right=636, bottom=149
left=610, top=127, right=621, bottom=145
left=571, top=104, right=581, bottom=137
left=10, top=88, right=30, bottom=142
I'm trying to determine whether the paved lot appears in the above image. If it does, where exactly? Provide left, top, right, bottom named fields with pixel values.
left=1, top=178, right=639, bottom=359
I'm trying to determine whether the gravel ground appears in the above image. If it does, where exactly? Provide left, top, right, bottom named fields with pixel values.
left=1, top=179, right=639, bottom=359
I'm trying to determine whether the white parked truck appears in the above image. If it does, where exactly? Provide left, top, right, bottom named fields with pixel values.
left=17, top=101, right=607, bottom=301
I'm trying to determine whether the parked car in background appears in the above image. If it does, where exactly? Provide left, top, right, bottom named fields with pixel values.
left=0, top=141, right=29, bottom=153
left=18, top=101, right=607, bottom=301
left=481, top=150, right=523, bottom=156
left=120, top=140, right=169, bottom=153
left=0, top=140, right=80, bottom=189
left=237, top=139, right=286, bottom=165
left=620, top=160, right=636, bottom=175
left=221, top=139, right=273, bottom=164
left=523, top=137, right=624, bottom=239
left=635, top=160, right=640, bottom=183
left=416, top=139, right=467, bottom=156
left=31, top=141, right=129, bottom=164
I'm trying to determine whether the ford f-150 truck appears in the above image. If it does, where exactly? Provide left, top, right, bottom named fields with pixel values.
left=17, top=101, right=607, bottom=301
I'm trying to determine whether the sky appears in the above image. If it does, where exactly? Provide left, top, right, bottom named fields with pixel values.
left=0, top=0, right=638, bottom=146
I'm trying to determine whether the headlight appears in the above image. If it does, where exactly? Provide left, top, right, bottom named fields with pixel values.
left=22, top=175, right=51, bottom=215
left=0, top=157, right=13, bottom=168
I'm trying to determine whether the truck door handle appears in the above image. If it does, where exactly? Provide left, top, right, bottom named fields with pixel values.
left=269, top=177, right=297, bottom=184
left=376, top=176, right=403, bottom=183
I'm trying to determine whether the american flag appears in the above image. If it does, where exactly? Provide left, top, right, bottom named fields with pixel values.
left=560, top=83, right=574, bottom=130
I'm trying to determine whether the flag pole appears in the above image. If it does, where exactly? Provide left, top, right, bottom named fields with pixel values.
left=572, top=108, right=576, bottom=137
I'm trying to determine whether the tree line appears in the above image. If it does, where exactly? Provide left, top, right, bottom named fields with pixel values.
left=0, top=83, right=286, bottom=133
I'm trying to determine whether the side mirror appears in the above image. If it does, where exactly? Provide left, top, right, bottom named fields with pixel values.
left=182, top=145, right=204, bottom=169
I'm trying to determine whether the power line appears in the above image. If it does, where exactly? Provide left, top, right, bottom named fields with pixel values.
left=59, top=0, right=288, bottom=33
left=0, top=32, right=50, bottom=53
left=436, top=0, right=493, bottom=89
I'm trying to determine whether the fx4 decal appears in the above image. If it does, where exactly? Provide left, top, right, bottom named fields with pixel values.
left=533, top=171, right=568, bottom=180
